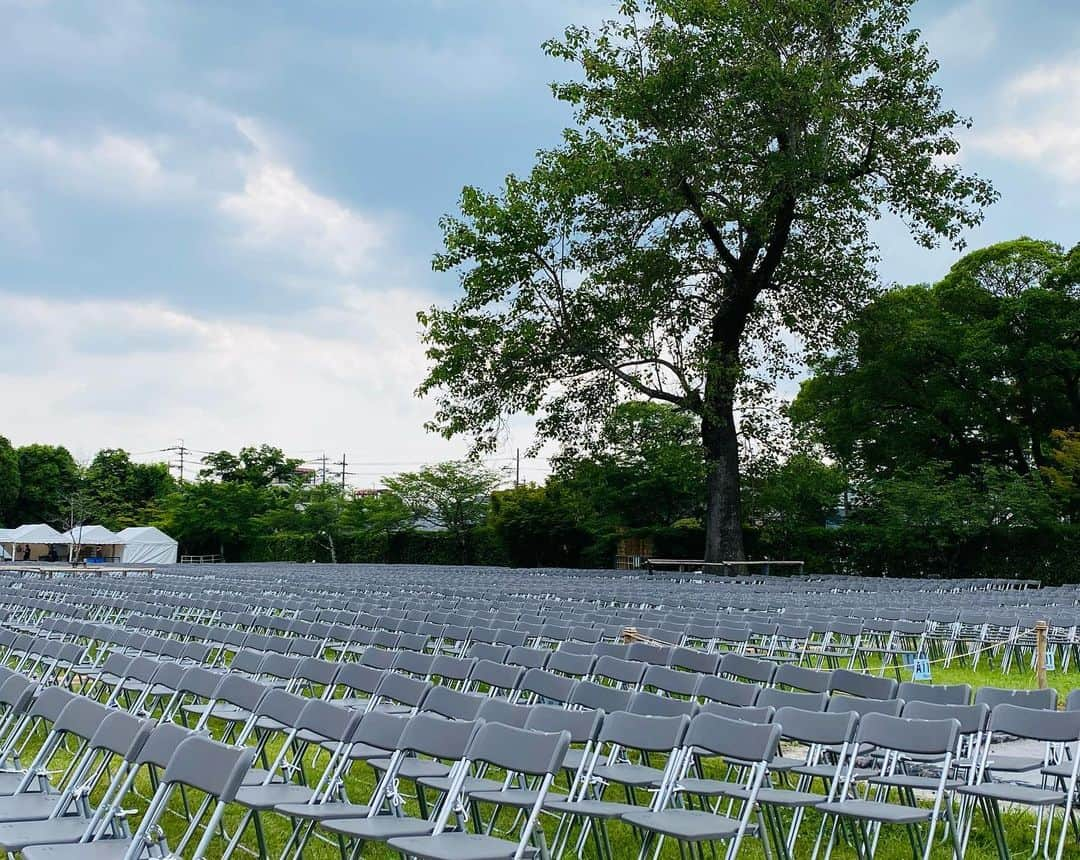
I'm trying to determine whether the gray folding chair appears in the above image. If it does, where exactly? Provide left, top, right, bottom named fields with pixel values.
left=388, top=722, right=571, bottom=860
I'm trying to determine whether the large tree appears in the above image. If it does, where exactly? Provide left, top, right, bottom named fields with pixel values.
left=383, top=461, right=502, bottom=562
left=0, top=436, right=19, bottom=527
left=791, top=238, right=1080, bottom=479
left=418, top=0, right=995, bottom=561
left=13, top=444, right=79, bottom=526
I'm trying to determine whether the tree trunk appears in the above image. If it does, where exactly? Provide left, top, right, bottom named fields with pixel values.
left=702, top=391, right=745, bottom=564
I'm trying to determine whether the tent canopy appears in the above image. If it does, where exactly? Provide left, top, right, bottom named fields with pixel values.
left=116, top=526, right=178, bottom=565
left=59, top=525, right=121, bottom=545
left=9, top=523, right=64, bottom=543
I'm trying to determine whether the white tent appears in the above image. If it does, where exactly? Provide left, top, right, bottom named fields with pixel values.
left=60, top=525, right=121, bottom=545
left=6, top=523, right=64, bottom=561
left=116, top=526, right=178, bottom=565
left=0, top=529, right=12, bottom=561
left=58, top=525, right=124, bottom=562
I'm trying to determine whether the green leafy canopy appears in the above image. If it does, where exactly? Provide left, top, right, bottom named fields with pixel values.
left=418, top=0, right=996, bottom=455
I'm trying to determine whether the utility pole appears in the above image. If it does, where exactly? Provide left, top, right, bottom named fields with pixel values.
left=317, top=453, right=329, bottom=485
left=334, top=454, right=347, bottom=491
left=166, top=440, right=191, bottom=483
left=515, top=448, right=520, bottom=489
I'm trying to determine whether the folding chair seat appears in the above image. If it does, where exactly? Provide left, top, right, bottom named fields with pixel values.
left=228, top=697, right=364, bottom=854
left=275, top=708, right=410, bottom=853
left=0, top=696, right=109, bottom=822
left=0, top=686, right=77, bottom=790
left=546, top=711, right=690, bottom=856
left=827, top=668, right=897, bottom=700
left=23, top=733, right=256, bottom=860
left=817, top=713, right=963, bottom=859
left=0, top=710, right=153, bottom=855
left=390, top=722, right=572, bottom=860
left=621, top=713, right=780, bottom=859
left=694, top=675, right=761, bottom=707
left=322, top=715, right=484, bottom=845
left=770, top=623, right=812, bottom=665
left=972, top=686, right=1057, bottom=775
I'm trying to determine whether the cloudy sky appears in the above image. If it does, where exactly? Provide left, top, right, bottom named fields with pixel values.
left=1, top=0, right=1077, bottom=485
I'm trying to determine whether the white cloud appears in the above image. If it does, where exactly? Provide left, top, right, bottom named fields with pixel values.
left=0, top=289, right=480, bottom=479
left=968, top=56, right=1080, bottom=185
left=217, top=116, right=387, bottom=278
left=0, top=190, right=37, bottom=247
left=922, top=0, right=999, bottom=62
left=0, top=127, right=189, bottom=200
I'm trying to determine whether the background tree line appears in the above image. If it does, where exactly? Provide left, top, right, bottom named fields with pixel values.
left=2, top=237, right=1075, bottom=577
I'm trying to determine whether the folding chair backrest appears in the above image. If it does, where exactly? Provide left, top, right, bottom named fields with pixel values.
left=695, top=675, right=761, bottom=707
left=135, top=723, right=195, bottom=769
left=348, top=710, right=410, bottom=751
left=773, top=706, right=857, bottom=746
left=720, top=654, right=776, bottom=684
left=54, top=696, right=111, bottom=740
left=525, top=704, right=603, bottom=744
left=476, top=697, right=532, bottom=728
left=89, top=710, right=154, bottom=758
left=161, top=734, right=257, bottom=801
left=519, top=668, right=575, bottom=704
left=828, top=669, right=897, bottom=700
left=975, top=686, right=1057, bottom=710
left=901, top=701, right=989, bottom=736
left=758, top=687, right=828, bottom=712
left=989, top=704, right=1080, bottom=743
left=397, top=713, right=483, bottom=760
left=628, top=690, right=697, bottom=718
left=466, top=722, right=571, bottom=776
left=774, top=664, right=833, bottom=694
left=684, top=712, right=781, bottom=763
left=826, top=694, right=903, bottom=718
left=421, top=686, right=485, bottom=721
left=294, top=698, right=360, bottom=743
left=857, top=713, right=959, bottom=756
left=211, top=673, right=269, bottom=712
left=569, top=680, right=632, bottom=714
left=897, top=681, right=971, bottom=705
left=598, top=711, right=689, bottom=752
left=700, top=701, right=774, bottom=724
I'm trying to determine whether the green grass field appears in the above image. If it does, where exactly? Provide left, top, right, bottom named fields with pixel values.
left=17, top=655, right=1080, bottom=860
